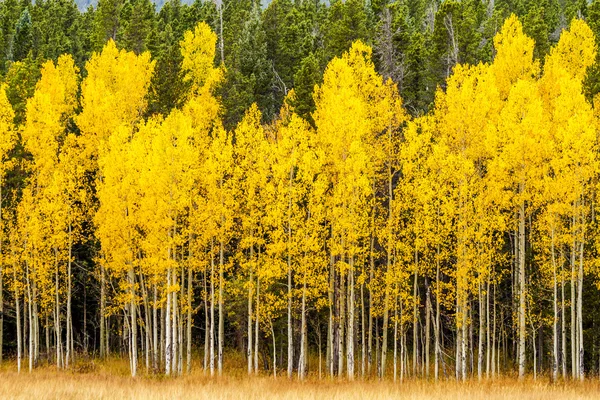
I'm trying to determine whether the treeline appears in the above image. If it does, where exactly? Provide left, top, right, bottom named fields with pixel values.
left=0, top=0, right=600, bottom=383
left=2, top=0, right=600, bottom=126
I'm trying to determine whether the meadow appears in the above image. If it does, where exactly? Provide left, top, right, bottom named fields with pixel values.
left=1, top=358, right=600, bottom=400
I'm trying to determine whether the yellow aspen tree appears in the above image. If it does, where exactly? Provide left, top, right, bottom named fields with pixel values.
left=179, top=21, right=224, bottom=375
left=95, top=124, right=142, bottom=377
left=494, top=79, right=549, bottom=380
left=431, top=60, right=501, bottom=380
left=20, top=54, right=79, bottom=371
left=139, top=109, right=199, bottom=376
left=489, top=16, right=542, bottom=380
left=77, top=39, right=155, bottom=162
left=313, top=40, right=404, bottom=380
left=77, top=40, right=154, bottom=363
left=265, top=100, right=328, bottom=379
left=233, top=104, right=270, bottom=376
left=538, top=19, right=597, bottom=381
left=200, top=123, right=234, bottom=376
left=0, top=84, right=16, bottom=366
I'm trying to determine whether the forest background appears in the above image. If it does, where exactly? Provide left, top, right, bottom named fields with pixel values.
left=1, top=0, right=600, bottom=388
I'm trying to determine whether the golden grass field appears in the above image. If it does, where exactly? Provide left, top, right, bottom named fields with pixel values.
left=1, top=359, right=600, bottom=400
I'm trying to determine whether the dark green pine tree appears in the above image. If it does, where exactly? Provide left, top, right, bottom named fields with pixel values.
left=584, top=0, right=600, bottom=103
left=563, top=0, right=588, bottom=25
left=120, top=0, right=156, bottom=54
left=403, top=30, right=432, bottom=115
left=93, top=0, right=123, bottom=49
left=76, top=5, right=97, bottom=67
left=13, top=7, right=32, bottom=62
left=323, top=0, right=369, bottom=60
left=263, top=0, right=320, bottom=108
left=181, top=0, right=215, bottom=35
left=430, top=0, right=485, bottom=91
left=147, top=23, right=187, bottom=116
left=222, top=0, right=253, bottom=62
left=30, top=0, right=83, bottom=63
left=0, top=0, right=24, bottom=71
left=221, top=1, right=275, bottom=128
left=521, top=0, right=559, bottom=61
left=4, top=53, right=40, bottom=125
left=158, top=0, right=184, bottom=39
left=291, top=51, right=321, bottom=126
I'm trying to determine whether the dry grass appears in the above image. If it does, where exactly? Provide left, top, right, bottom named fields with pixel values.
left=1, top=361, right=599, bottom=400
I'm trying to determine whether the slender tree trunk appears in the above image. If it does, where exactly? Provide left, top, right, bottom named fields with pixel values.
left=130, top=267, right=137, bottom=377
left=379, top=274, right=390, bottom=379
left=140, top=275, right=150, bottom=372
left=247, top=264, right=253, bottom=375
left=15, top=268, right=22, bottom=373
left=478, top=281, right=484, bottom=381
left=203, top=264, right=209, bottom=372
left=393, top=299, right=398, bottom=382
left=400, top=298, right=404, bottom=382
left=381, top=164, right=393, bottom=379
left=435, top=247, right=441, bottom=382
left=153, top=285, right=158, bottom=372
left=100, top=264, right=106, bottom=359
left=577, top=237, right=584, bottom=381
left=561, top=262, right=567, bottom=378
left=361, top=281, right=365, bottom=378
left=425, top=279, right=431, bottom=379
left=271, top=318, right=276, bottom=378
left=218, top=236, right=224, bottom=376
left=518, top=198, right=526, bottom=380
left=214, top=0, right=224, bottom=64
left=327, top=253, right=334, bottom=378
left=53, top=257, right=61, bottom=370
left=299, top=280, right=307, bottom=380
left=338, top=251, right=345, bottom=378
left=461, top=300, right=467, bottom=381
left=287, top=229, right=293, bottom=379
left=368, top=241, right=374, bottom=377
left=210, top=240, right=215, bottom=376
left=27, top=261, right=33, bottom=372
left=178, top=263, right=184, bottom=376
left=571, top=213, right=577, bottom=379
left=532, top=324, right=537, bottom=380
left=66, top=223, right=73, bottom=368
left=486, top=279, right=491, bottom=379
left=551, top=226, right=558, bottom=382
left=255, top=275, right=260, bottom=375
left=165, top=268, right=172, bottom=375
left=172, top=271, right=178, bottom=376
left=412, top=254, right=419, bottom=378
left=186, top=259, right=192, bottom=374
left=492, top=284, right=497, bottom=379
left=456, top=297, right=461, bottom=381
left=347, top=255, right=355, bottom=380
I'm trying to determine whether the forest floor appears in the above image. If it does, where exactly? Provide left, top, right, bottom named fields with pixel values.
left=1, top=359, right=599, bottom=399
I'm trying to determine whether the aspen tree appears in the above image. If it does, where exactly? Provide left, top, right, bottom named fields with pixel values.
left=489, top=16, right=542, bottom=380
left=538, top=19, right=597, bottom=381
left=313, top=40, right=404, bottom=380
left=78, top=40, right=154, bottom=364
left=180, top=20, right=224, bottom=375
left=20, top=55, right=79, bottom=370
left=201, top=124, right=234, bottom=376
left=266, top=98, right=328, bottom=379
left=232, top=104, right=270, bottom=375
left=0, top=85, right=15, bottom=366
left=495, top=80, right=549, bottom=380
